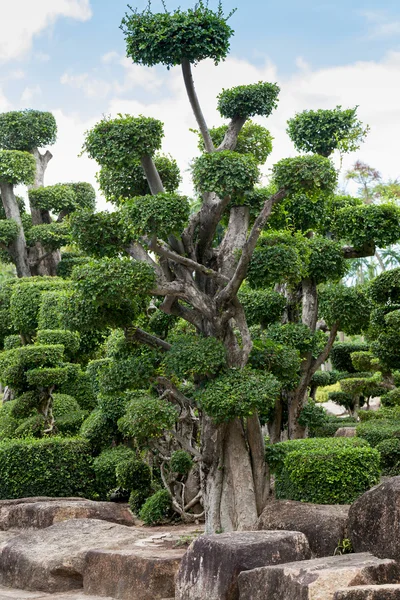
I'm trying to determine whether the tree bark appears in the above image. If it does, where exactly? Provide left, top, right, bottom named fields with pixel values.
left=0, top=182, right=31, bottom=277
left=28, top=148, right=59, bottom=276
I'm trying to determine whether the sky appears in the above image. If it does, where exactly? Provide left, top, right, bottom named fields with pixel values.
left=1, top=0, right=400, bottom=207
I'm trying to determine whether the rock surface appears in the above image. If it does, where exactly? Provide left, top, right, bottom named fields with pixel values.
left=257, top=499, right=349, bottom=557
left=175, top=530, right=311, bottom=600
left=238, top=553, right=400, bottom=600
left=334, top=585, right=400, bottom=599
left=349, top=477, right=400, bottom=559
left=0, top=518, right=145, bottom=593
left=84, top=547, right=184, bottom=600
left=0, top=500, right=134, bottom=530
left=335, top=427, right=357, bottom=437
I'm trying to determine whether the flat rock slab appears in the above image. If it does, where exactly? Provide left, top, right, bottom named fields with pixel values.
left=0, top=518, right=148, bottom=593
left=0, top=500, right=134, bottom=530
left=176, top=530, right=311, bottom=600
left=334, top=585, right=400, bottom=599
left=257, top=499, right=349, bottom=557
left=0, top=586, right=114, bottom=599
left=84, top=547, right=184, bottom=600
left=238, top=553, right=400, bottom=600
left=335, top=427, right=357, bottom=437
left=349, top=477, right=400, bottom=559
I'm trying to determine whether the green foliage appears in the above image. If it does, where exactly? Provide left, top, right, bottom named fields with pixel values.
left=265, top=322, right=326, bottom=357
left=0, top=150, right=36, bottom=185
left=318, top=284, right=372, bottom=335
left=80, top=409, right=118, bottom=454
left=98, top=154, right=180, bottom=202
left=129, top=489, right=150, bottom=514
left=381, top=388, right=400, bottom=408
left=332, top=204, right=400, bottom=249
left=0, top=401, right=21, bottom=440
left=92, top=446, right=135, bottom=499
left=0, top=110, right=57, bottom=151
left=26, top=222, right=70, bottom=251
left=287, top=106, right=367, bottom=157
left=29, top=184, right=76, bottom=213
left=0, top=220, right=18, bottom=246
left=307, top=236, right=346, bottom=283
left=238, top=286, right=285, bottom=327
left=93, top=353, right=156, bottom=395
left=247, top=230, right=310, bottom=288
left=328, top=391, right=355, bottom=411
left=330, top=342, right=369, bottom=372
left=0, top=437, right=95, bottom=499
left=369, top=268, right=400, bottom=304
left=193, top=150, right=259, bottom=198
left=123, top=193, right=190, bottom=239
left=248, top=336, right=301, bottom=389
left=311, top=371, right=331, bottom=388
left=139, top=489, right=173, bottom=525
left=170, top=450, right=193, bottom=475
left=3, top=334, right=21, bottom=350
left=298, top=400, right=327, bottom=429
left=198, top=368, right=280, bottom=422
left=272, top=155, right=337, bottom=200
left=217, top=82, right=280, bottom=119
left=275, top=443, right=380, bottom=504
left=376, top=438, right=400, bottom=476
left=266, top=436, right=369, bottom=474
left=203, top=121, right=273, bottom=164
left=118, top=391, right=178, bottom=444
left=309, top=415, right=357, bottom=438
left=36, top=330, right=80, bottom=358
left=351, top=351, right=375, bottom=373
left=56, top=253, right=87, bottom=279
left=121, top=2, right=234, bottom=68
left=83, top=115, right=164, bottom=166
left=356, top=421, right=400, bottom=446
left=26, top=366, right=71, bottom=388
left=269, top=192, right=328, bottom=234
left=69, top=210, right=129, bottom=258
left=163, top=334, right=226, bottom=379
left=69, top=182, right=96, bottom=211
left=116, top=457, right=151, bottom=492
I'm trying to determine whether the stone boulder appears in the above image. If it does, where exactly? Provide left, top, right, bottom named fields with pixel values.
left=334, top=585, right=400, bottom=599
left=335, top=427, right=357, bottom=437
left=175, top=530, right=311, bottom=600
left=0, top=499, right=134, bottom=530
left=238, top=553, right=400, bottom=600
left=0, top=518, right=146, bottom=593
left=84, top=548, right=184, bottom=600
left=257, top=499, right=349, bottom=557
left=349, top=477, right=400, bottom=559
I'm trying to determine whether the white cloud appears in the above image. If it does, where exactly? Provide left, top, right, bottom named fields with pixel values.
left=361, top=10, right=400, bottom=39
left=60, top=72, right=111, bottom=98
left=20, top=84, right=42, bottom=105
left=0, top=0, right=92, bottom=62
left=35, top=52, right=51, bottom=63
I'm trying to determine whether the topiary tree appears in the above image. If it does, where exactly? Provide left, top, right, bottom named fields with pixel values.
left=62, top=1, right=400, bottom=532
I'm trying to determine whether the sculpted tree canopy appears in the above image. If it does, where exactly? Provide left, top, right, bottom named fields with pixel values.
left=2, top=1, right=400, bottom=533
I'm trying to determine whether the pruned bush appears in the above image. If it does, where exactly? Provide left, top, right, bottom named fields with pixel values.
left=271, top=438, right=380, bottom=504
left=356, top=421, right=400, bottom=447
left=139, top=489, right=173, bottom=525
left=92, top=446, right=135, bottom=500
left=0, top=437, right=95, bottom=499
left=376, top=438, right=400, bottom=476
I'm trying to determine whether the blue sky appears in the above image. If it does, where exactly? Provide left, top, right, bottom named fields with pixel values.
left=1, top=0, right=400, bottom=201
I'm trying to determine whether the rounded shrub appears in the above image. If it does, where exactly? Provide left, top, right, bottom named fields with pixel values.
left=269, top=438, right=380, bottom=504
left=192, top=150, right=260, bottom=197
left=118, top=391, right=178, bottom=444
left=139, top=489, right=173, bottom=525
left=376, top=438, right=400, bottom=476
left=272, top=155, right=337, bottom=200
left=116, top=457, right=151, bottom=492
left=121, top=2, right=234, bottom=68
left=92, top=446, right=135, bottom=500
left=356, top=421, right=400, bottom=447
left=217, top=82, right=280, bottom=119
left=0, top=150, right=36, bottom=185
left=381, top=388, right=400, bottom=408
left=170, top=450, right=193, bottom=475
left=0, top=110, right=56, bottom=151
left=123, top=193, right=190, bottom=239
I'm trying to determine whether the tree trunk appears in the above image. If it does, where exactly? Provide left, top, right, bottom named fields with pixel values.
left=288, top=389, right=307, bottom=439
left=268, top=397, right=283, bottom=444
left=0, top=182, right=31, bottom=277
left=28, top=148, right=59, bottom=276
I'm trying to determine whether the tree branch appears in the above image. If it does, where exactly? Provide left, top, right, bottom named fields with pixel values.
left=125, top=327, right=172, bottom=352
left=217, top=116, right=247, bottom=151
left=151, top=239, right=229, bottom=284
left=216, top=187, right=287, bottom=306
left=140, top=154, right=165, bottom=195
left=181, top=59, right=214, bottom=153
left=310, top=322, right=340, bottom=377
left=342, top=242, right=375, bottom=259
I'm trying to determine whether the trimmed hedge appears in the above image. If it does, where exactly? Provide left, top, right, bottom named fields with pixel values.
left=376, top=438, right=400, bottom=476
left=356, top=421, right=400, bottom=447
left=0, top=437, right=95, bottom=499
left=271, top=438, right=380, bottom=504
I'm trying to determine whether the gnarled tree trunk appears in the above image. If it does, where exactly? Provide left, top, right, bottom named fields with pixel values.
left=0, top=182, right=31, bottom=277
